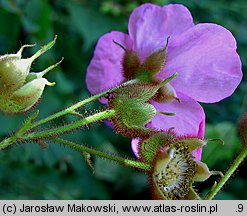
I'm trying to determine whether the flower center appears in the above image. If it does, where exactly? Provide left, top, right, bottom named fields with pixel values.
left=153, top=142, right=197, bottom=199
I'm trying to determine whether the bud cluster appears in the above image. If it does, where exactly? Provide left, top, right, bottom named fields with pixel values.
left=0, top=36, right=61, bottom=114
left=115, top=38, right=178, bottom=103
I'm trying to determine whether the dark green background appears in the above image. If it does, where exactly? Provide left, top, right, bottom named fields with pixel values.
left=0, top=0, right=246, bottom=199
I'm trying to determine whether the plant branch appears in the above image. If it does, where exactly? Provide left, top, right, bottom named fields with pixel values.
left=204, top=147, right=247, bottom=200
left=23, top=109, right=116, bottom=140
left=31, top=80, right=136, bottom=129
left=50, top=137, right=152, bottom=171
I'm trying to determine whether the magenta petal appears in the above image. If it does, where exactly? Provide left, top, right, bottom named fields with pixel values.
left=162, top=23, right=242, bottom=103
left=149, top=92, right=205, bottom=160
left=131, top=138, right=141, bottom=158
left=132, top=92, right=205, bottom=160
left=149, top=92, right=205, bottom=137
left=192, top=148, right=202, bottom=161
left=128, top=3, right=194, bottom=60
left=86, top=31, right=133, bottom=96
left=131, top=136, right=202, bottom=161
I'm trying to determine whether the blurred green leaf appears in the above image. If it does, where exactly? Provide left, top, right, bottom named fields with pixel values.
left=22, top=0, right=53, bottom=41
left=66, top=1, right=126, bottom=50
left=203, top=122, right=241, bottom=169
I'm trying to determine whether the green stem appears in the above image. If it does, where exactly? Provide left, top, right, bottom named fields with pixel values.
left=51, top=137, right=151, bottom=171
left=204, top=147, right=247, bottom=200
left=24, top=109, right=116, bottom=140
left=31, top=80, right=135, bottom=129
left=0, top=137, right=19, bottom=150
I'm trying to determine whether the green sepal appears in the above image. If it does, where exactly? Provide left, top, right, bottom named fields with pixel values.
left=121, top=100, right=156, bottom=128
left=141, top=132, right=175, bottom=163
left=122, top=50, right=141, bottom=80
left=141, top=47, right=167, bottom=75
left=173, top=138, right=206, bottom=153
left=193, top=161, right=223, bottom=182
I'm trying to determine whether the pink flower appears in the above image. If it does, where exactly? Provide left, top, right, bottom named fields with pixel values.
left=86, top=3, right=242, bottom=160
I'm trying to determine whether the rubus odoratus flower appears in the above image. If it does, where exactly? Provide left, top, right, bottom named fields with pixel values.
left=86, top=3, right=242, bottom=160
left=138, top=132, right=222, bottom=199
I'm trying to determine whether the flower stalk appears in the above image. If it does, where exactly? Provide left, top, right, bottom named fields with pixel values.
left=204, top=147, right=247, bottom=200
left=24, top=109, right=116, bottom=140
left=51, top=137, right=152, bottom=171
left=30, top=79, right=136, bottom=129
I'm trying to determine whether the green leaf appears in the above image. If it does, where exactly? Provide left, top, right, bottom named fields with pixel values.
left=22, top=0, right=53, bottom=40
left=203, top=122, right=241, bottom=169
left=66, top=1, right=126, bottom=50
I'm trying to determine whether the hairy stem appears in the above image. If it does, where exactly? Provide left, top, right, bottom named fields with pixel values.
left=0, top=137, right=19, bottom=150
left=30, top=80, right=137, bottom=129
left=204, top=147, right=247, bottom=200
left=23, top=109, right=116, bottom=140
left=51, top=137, right=151, bottom=171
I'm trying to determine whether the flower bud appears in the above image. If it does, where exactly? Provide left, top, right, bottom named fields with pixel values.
left=151, top=82, right=180, bottom=103
left=114, top=38, right=169, bottom=82
left=108, top=74, right=178, bottom=138
left=122, top=50, right=141, bottom=80
left=0, top=36, right=62, bottom=114
left=108, top=82, right=158, bottom=138
left=141, top=47, right=167, bottom=75
left=148, top=136, right=222, bottom=200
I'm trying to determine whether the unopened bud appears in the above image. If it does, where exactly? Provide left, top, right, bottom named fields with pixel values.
left=108, top=73, right=178, bottom=138
left=141, top=37, right=169, bottom=76
left=109, top=83, right=158, bottom=138
left=113, top=40, right=141, bottom=80
left=0, top=36, right=62, bottom=114
left=152, top=82, right=180, bottom=103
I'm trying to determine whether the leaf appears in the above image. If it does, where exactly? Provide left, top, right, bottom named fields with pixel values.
left=0, top=7, right=21, bottom=52
left=203, top=122, right=241, bottom=169
left=22, top=0, right=53, bottom=40
left=66, top=1, right=126, bottom=50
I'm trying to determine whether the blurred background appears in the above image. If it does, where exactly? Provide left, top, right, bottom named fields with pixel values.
left=0, top=0, right=246, bottom=199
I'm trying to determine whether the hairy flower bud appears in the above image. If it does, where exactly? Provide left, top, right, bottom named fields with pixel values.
left=122, top=50, right=141, bottom=80
left=108, top=82, right=158, bottom=138
left=108, top=74, right=178, bottom=138
left=0, top=36, right=62, bottom=114
left=141, top=46, right=167, bottom=75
